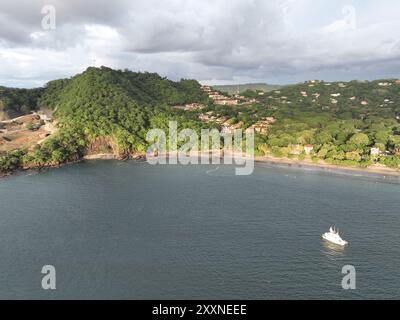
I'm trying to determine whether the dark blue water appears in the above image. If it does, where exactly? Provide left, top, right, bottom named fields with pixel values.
left=0, top=161, right=399, bottom=299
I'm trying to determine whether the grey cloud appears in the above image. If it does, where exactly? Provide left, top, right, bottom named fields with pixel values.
left=0, top=0, right=400, bottom=87
left=0, top=0, right=131, bottom=45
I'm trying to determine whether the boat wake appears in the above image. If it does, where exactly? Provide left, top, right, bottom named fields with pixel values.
left=206, top=166, right=220, bottom=175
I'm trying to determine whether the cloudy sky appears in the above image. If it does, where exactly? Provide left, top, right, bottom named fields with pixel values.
left=1, top=0, right=400, bottom=88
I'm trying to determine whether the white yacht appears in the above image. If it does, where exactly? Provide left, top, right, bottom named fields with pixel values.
left=322, top=226, right=348, bottom=246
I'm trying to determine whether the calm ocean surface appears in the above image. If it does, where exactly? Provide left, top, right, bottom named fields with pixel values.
left=0, top=161, right=399, bottom=299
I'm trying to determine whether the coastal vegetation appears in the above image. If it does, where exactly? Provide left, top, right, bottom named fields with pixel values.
left=1, top=67, right=400, bottom=175
left=255, top=80, right=400, bottom=167
left=0, top=86, right=42, bottom=120
left=195, top=80, right=400, bottom=168
left=1, top=67, right=211, bottom=173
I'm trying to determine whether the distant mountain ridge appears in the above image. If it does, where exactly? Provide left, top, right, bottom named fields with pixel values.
left=212, top=83, right=282, bottom=94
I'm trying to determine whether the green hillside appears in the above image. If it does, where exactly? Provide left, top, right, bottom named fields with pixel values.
left=37, top=66, right=208, bottom=110
left=1, top=67, right=210, bottom=172
left=1, top=69, right=400, bottom=174
left=204, top=79, right=400, bottom=167
left=0, top=86, right=42, bottom=120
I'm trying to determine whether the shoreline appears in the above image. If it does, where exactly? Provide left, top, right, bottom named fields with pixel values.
left=2, top=152, right=400, bottom=179
left=84, top=152, right=400, bottom=177
left=83, top=153, right=118, bottom=160
left=254, top=156, right=400, bottom=177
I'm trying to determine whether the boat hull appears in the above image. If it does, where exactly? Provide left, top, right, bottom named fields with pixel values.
left=322, top=233, right=348, bottom=246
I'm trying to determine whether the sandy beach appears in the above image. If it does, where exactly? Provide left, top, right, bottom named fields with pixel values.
left=255, top=155, right=400, bottom=177
left=147, top=151, right=400, bottom=177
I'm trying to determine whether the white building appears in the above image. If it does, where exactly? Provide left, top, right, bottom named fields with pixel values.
left=304, top=145, right=314, bottom=155
left=370, top=148, right=381, bottom=156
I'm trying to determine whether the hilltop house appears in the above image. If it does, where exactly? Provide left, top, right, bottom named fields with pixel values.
left=221, top=121, right=243, bottom=135
left=208, top=93, right=220, bottom=99
left=370, top=147, right=382, bottom=156
left=245, top=117, right=276, bottom=135
left=174, top=103, right=205, bottom=111
left=214, top=98, right=238, bottom=106
left=312, top=93, right=321, bottom=99
left=304, top=145, right=314, bottom=155
left=246, top=124, right=268, bottom=135
left=202, top=86, right=240, bottom=106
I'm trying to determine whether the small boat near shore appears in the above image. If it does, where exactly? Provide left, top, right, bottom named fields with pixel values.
left=322, top=226, right=348, bottom=246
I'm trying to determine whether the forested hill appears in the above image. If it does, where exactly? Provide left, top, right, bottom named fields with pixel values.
left=255, top=79, right=400, bottom=119
left=0, top=67, right=210, bottom=172
left=234, top=79, right=400, bottom=167
left=2, top=67, right=400, bottom=174
left=0, top=86, right=43, bottom=121
left=0, top=66, right=208, bottom=121
left=40, top=66, right=207, bottom=109
left=38, top=66, right=208, bottom=137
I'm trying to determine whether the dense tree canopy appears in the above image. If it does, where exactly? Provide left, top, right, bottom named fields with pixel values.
left=1, top=70, right=400, bottom=173
left=1, top=67, right=210, bottom=172
left=0, top=86, right=42, bottom=120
